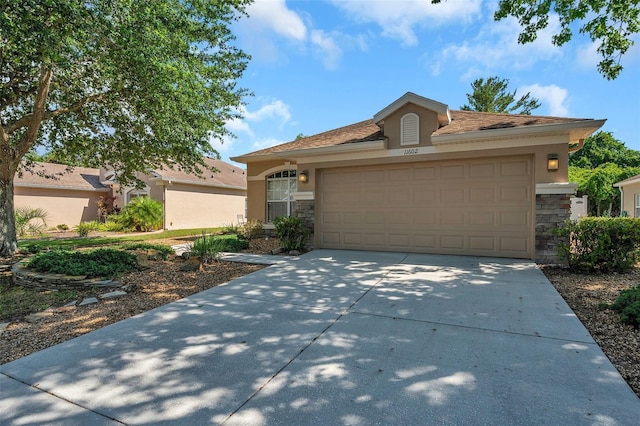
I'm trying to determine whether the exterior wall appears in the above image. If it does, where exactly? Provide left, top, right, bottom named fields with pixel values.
left=14, top=187, right=106, bottom=228
left=535, top=193, right=572, bottom=264
left=162, top=183, right=246, bottom=229
left=246, top=161, right=299, bottom=223
left=383, top=103, right=439, bottom=149
left=620, top=181, right=640, bottom=217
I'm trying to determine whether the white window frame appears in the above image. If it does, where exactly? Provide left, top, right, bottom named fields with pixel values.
left=400, top=112, right=419, bottom=146
left=266, top=170, right=297, bottom=223
left=635, top=194, right=640, bottom=218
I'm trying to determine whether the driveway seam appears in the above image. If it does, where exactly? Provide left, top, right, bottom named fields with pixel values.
left=345, top=310, right=599, bottom=345
left=221, top=256, right=407, bottom=424
left=1, top=371, right=126, bottom=425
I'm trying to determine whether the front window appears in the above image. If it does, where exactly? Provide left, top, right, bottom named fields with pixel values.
left=266, top=170, right=297, bottom=222
left=635, top=194, right=640, bottom=218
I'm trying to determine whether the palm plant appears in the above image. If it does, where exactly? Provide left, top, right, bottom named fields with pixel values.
left=15, top=207, right=49, bottom=237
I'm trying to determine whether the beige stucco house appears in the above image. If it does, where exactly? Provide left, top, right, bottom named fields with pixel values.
left=614, top=174, right=640, bottom=217
left=14, top=163, right=111, bottom=228
left=14, top=158, right=247, bottom=230
left=232, top=92, right=605, bottom=263
left=101, top=157, right=247, bottom=230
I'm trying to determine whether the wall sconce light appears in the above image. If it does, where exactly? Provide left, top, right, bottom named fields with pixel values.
left=298, top=171, right=309, bottom=183
left=547, top=154, right=559, bottom=171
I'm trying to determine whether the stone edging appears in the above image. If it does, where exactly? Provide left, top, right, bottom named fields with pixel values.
left=11, top=259, right=121, bottom=291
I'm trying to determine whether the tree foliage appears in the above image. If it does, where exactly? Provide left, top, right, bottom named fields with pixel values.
left=0, top=0, right=251, bottom=255
left=431, top=0, right=639, bottom=79
left=461, top=76, right=541, bottom=115
left=569, top=132, right=640, bottom=216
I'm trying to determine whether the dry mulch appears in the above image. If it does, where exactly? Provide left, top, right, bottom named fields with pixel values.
left=1, top=240, right=639, bottom=399
left=542, top=266, right=640, bottom=397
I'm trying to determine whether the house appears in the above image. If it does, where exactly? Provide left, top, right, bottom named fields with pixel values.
left=231, top=92, right=605, bottom=263
left=14, top=158, right=247, bottom=230
left=101, top=157, right=247, bottom=230
left=614, top=174, right=640, bottom=217
left=14, top=162, right=111, bottom=228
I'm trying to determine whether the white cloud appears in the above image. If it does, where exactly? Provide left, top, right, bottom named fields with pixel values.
left=520, top=83, right=569, bottom=116
left=252, top=137, right=287, bottom=150
left=330, top=0, right=482, bottom=46
left=243, top=99, right=291, bottom=126
left=436, top=14, right=563, bottom=73
left=311, top=29, right=343, bottom=70
left=246, top=0, right=307, bottom=41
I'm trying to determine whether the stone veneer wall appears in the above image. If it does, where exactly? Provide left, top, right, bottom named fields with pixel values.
left=294, top=199, right=315, bottom=248
left=536, top=193, right=571, bottom=264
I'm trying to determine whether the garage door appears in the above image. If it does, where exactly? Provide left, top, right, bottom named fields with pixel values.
left=317, top=156, right=534, bottom=258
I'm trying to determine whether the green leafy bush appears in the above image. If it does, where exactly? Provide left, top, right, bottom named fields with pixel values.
left=121, top=243, right=173, bottom=259
left=239, top=219, right=263, bottom=240
left=28, top=249, right=138, bottom=278
left=273, top=216, right=311, bottom=252
left=610, top=285, right=640, bottom=328
left=15, top=207, right=48, bottom=237
left=56, top=224, right=69, bottom=231
left=220, top=223, right=239, bottom=235
left=190, top=233, right=221, bottom=263
left=118, top=197, right=163, bottom=232
left=96, top=218, right=125, bottom=232
left=556, top=217, right=640, bottom=273
left=75, top=221, right=98, bottom=237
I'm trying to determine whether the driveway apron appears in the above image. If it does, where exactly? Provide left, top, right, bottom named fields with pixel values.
left=1, top=250, right=639, bottom=425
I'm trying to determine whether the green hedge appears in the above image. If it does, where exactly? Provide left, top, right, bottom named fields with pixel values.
left=273, top=216, right=310, bottom=252
left=556, top=217, right=640, bottom=273
left=28, top=249, right=139, bottom=278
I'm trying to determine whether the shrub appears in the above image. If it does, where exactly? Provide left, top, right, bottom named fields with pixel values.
left=211, top=234, right=249, bottom=252
left=56, top=224, right=69, bottom=231
left=239, top=219, right=263, bottom=240
left=273, top=216, right=311, bottom=252
left=28, top=248, right=138, bottom=278
left=95, top=218, right=125, bottom=232
left=121, top=243, right=173, bottom=259
left=556, top=217, right=640, bottom=273
left=75, top=221, right=98, bottom=237
left=190, top=233, right=222, bottom=263
left=15, top=207, right=48, bottom=237
left=118, top=197, right=163, bottom=232
left=220, top=223, right=239, bottom=235
left=610, top=285, right=640, bottom=328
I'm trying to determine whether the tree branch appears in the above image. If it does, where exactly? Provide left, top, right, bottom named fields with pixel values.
left=14, top=66, right=53, bottom=160
left=6, top=90, right=107, bottom=135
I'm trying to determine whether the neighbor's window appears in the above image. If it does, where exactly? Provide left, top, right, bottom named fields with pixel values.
left=126, top=188, right=149, bottom=204
left=635, top=194, right=640, bottom=218
left=401, top=112, right=419, bottom=145
left=266, top=170, right=297, bottom=222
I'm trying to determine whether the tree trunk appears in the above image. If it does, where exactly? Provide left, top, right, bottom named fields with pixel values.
left=0, top=178, right=17, bottom=256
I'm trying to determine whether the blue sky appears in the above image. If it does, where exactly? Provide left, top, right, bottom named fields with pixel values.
left=214, top=0, right=640, bottom=165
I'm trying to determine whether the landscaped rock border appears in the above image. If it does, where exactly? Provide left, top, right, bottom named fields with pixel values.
left=11, top=259, right=122, bottom=291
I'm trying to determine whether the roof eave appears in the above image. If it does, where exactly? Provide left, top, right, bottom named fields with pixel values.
left=432, top=119, right=606, bottom=145
left=614, top=175, right=640, bottom=187
left=149, top=176, right=246, bottom=191
left=275, top=139, right=387, bottom=159
left=14, top=183, right=111, bottom=192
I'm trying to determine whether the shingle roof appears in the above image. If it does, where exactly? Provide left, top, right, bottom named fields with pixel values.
left=15, top=162, right=108, bottom=191
left=152, top=157, right=247, bottom=189
left=235, top=110, right=593, bottom=159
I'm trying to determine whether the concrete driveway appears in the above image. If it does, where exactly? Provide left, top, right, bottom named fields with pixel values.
left=1, top=250, right=639, bottom=425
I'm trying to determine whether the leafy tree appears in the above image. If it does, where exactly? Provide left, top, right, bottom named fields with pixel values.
left=461, top=76, right=541, bottom=115
left=569, top=131, right=640, bottom=169
left=569, top=132, right=640, bottom=216
left=0, top=1, right=251, bottom=256
left=570, top=163, right=640, bottom=216
left=431, top=0, right=639, bottom=79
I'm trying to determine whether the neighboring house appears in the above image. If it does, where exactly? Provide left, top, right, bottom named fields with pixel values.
left=101, top=157, right=247, bottom=230
left=14, top=162, right=110, bottom=228
left=614, top=174, right=640, bottom=217
left=14, top=158, right=247, bottom=230
left=232, top=92, right=605, bottom=263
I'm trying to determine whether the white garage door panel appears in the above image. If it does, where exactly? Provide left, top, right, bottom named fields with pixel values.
left=317, top=156, right=534, bottom=258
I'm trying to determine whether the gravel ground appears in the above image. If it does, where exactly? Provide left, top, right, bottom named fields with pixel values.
left=1, top=241, right=638, bottom=399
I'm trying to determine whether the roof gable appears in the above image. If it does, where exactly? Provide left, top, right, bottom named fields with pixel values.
left=151, top=157, right=247, bottom=189
left=373, top=92, right=451, bottom=127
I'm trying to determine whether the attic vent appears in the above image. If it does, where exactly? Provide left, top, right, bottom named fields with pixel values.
left=401, top=113, right=419, bottom=146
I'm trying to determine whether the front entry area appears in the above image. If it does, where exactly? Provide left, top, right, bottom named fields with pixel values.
left=317, top=155, right=535, bottom=258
